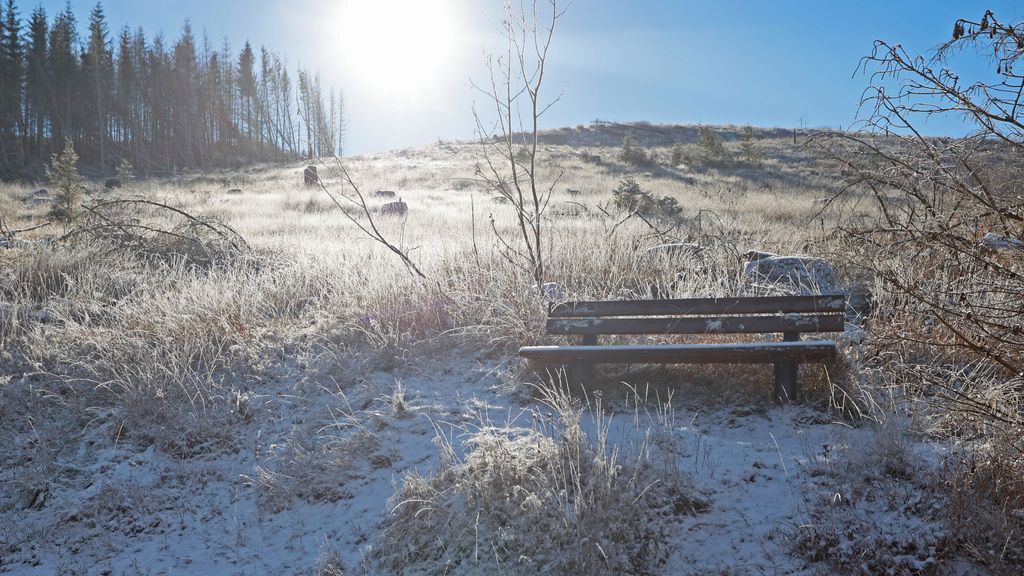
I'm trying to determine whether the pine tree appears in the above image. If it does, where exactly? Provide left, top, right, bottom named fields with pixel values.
left=48, top=4, right=78, bottom=151
left=237, top=41, right=256, bottom=146
left=23, top=6, right=47, bottom=157
left=336, top=89, right=347, bottom=157
left=114, top=156, right=133, bottom=184
left=83, top=2, right=113, bottom=170
left=172, top=23, right=199, bottom=166
left=47, top=138, right=85, bottom=228
left=115, top=26, right=135, bottom=151
left=739, top=126, right=762, bottom=166
left=0, top=3, right=336, bottom=176
left=0, top=0, right=24, bottom=169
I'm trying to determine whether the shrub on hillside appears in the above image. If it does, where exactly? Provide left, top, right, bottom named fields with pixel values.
left=697, top=125, right=728, bottom=164
left=618, top=133, right=650, bottom=165
left=669, top=142, right=687, bottom=166
left=612, top=176, right=681, bottom=222
left=739, top=126, right=763, bottom=166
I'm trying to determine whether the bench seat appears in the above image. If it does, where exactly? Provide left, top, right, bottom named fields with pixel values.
left=519, top=340, right=838, bottom=364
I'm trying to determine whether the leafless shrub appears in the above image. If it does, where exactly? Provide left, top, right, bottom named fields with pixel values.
left=817, top=10, right=1024, bottom=572
left=61, top=199, right=250, bottom=269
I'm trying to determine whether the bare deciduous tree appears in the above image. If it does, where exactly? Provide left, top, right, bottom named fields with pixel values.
left=815, top=17, right=1024, bottom=567
left=473, top=0, right=568, bottom=286
left=816, top=10, right=1024, bottom=423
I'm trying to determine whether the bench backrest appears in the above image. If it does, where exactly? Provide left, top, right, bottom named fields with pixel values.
left=547, top=295, right=846, bottom=336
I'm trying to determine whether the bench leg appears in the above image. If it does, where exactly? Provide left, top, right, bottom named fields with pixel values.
left=774, top=361, right=799, bottom=403
left=774, top=330, right=801, bottom=403
left=567, top=335, right=598, bottom=392
left=567, top=362, right=584, bottom=389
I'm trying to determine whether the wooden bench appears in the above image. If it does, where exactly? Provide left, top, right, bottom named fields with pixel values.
left=519, top=294, right=846, bottom=402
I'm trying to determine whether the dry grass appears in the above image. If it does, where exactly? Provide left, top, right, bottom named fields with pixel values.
left=0, top=125, right=872, bottom=478
left=792, top=419, right=955, bottom=575
left=4, top=122, right=1015, bottom=572
left=375, top=384, right=704, bottom=575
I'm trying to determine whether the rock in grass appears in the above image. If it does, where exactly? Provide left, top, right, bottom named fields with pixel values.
left=980, top=232, right=1024, bottom=252
left=303, top=165, right=319, bottom=187
left=380, top=201, right=408, bottom=216
left=531, top=281, right=566, bottom=302
left=28, top=189, right=50, bottom=205
left=742, top=252, right=839, bottom=295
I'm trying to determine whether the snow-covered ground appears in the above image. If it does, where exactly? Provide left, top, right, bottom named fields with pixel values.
left=1, top=350, right=948, bottom=575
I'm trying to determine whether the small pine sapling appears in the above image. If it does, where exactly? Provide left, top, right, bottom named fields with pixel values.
left=739, top=126, right=763, bottom=166
left=47, top=139, right=87, bottom=229
left=115, top=158, right=136, bottom=186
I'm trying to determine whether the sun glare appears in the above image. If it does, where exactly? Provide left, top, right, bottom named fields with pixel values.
left=333, top=0, right=463, bottom=99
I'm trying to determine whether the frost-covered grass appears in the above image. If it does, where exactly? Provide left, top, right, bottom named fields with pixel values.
left=0, top=123, right=1013, bottom=574
left=375, top=384, right=705, bottom=575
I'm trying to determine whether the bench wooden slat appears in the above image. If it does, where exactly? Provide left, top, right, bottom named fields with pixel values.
left=549, top=295, right=846, bottom=318
left=547, top=313, right=845, bottom=336
left=519, top=340, right=838, bottom=364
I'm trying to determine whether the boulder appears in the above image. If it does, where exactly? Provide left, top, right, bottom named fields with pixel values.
left=104, top=177, right=121, bottom=189
left=980, top=232, right=1024, bottom=252
left=0, top=238, right=52, bottom=250
left=550, top=202, right=584, bottom=218
left=374, top=190, right=397, bottom=199
left=380, top=201, right=408, bottom=216
left=743, top=250, right=777, bottom=262
left=303, top=165, right=319, bottom=187
left=742, top=252, right=839, bottom=295
left=28, top=189, right=50, bottom=205
left=838, top=322, right=867, bottom=346
left=1, top=239, right=30, bottom=250
left=531, top=281, right=566, bottom=302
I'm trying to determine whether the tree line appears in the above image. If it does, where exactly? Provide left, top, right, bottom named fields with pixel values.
left=0, top=1, right=345, bottom=180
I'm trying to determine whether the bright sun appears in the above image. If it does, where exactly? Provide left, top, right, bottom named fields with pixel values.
left=333, top=0, right=463, bottom=99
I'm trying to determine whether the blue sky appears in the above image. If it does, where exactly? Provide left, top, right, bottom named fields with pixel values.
left=29, top=1, right=1024, bottom=153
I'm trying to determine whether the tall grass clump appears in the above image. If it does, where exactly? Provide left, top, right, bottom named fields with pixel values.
left=9, top=238, right=334, bottom=456
left=375, top=385, right=702, bottom=574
